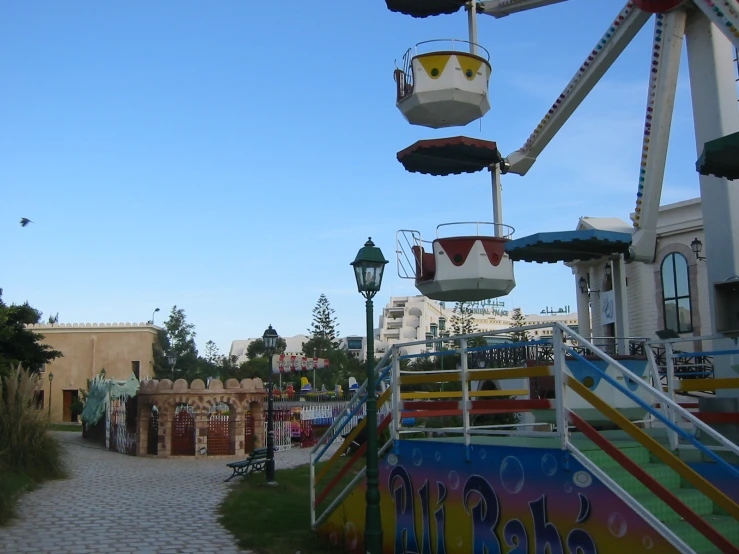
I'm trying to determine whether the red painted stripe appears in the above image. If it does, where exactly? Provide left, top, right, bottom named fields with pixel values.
left=693, top=412, right=739, bottom=424
left=402, top=401, right=458, bottom=410
left=314, top=414, right=392, bottom=508
left=402, top=410, right=462, bottom=418
left=655, top=403, right=699, bottom=409
left=568, top=410, right=739, bottom=554
left=471, top=399, right=552, bottom=410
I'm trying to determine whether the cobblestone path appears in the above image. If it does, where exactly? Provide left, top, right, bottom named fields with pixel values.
left=0, top=433, right=334, bottom=554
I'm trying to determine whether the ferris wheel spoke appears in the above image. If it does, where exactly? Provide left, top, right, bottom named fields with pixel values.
left=477, top=0, right=568, bottom=18
left=692, top=0, right=739, bottom=50
left=629, top=9, right=687, bottom=263
left=506, top=2, right=651, bottom=176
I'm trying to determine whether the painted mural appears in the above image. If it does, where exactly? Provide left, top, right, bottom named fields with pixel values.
left=318, top=439, right=674, bottom=553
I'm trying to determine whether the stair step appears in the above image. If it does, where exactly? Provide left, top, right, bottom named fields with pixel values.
left=665, top=515, right=739, bottom=554
left=604, top=463, right=682, bottom=495
left=581, top=443, right=651, bottom=468
left=630, top=488, right=714, bottom=523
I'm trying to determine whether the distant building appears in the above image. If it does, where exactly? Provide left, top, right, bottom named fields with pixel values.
left=26, top=322, right=159, bottom=423
left=376, top=295, right=577, bottom=357
left=229, top=334, right=369, bottom=363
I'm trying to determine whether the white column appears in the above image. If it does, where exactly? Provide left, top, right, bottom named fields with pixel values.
left=589, top=266, right=602, bottom=343
left=613, top=256, right=630, bottom=355
left=491, top=164, right=504, bottom=237
left=575, top=265, right=592, bottom=341
left=686, top=10, right=739, bottom=393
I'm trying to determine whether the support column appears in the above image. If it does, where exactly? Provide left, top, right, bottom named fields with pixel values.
left=575, top=265, right=592, bottom=341
left=686, top=10, right=739, bottom=393
left=491, top=164, right=504, bottom=237
left=613, top=256, right=630, bottom=355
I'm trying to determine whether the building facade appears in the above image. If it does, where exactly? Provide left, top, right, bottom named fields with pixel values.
left=27, top=322, right=159, bottom=423
left=570, top=198, right=710, bottom=347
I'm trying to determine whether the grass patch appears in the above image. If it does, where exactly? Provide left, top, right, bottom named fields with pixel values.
left=49, top=423, right=82, bottom=432
left=219, top=457, right=361, bottom=554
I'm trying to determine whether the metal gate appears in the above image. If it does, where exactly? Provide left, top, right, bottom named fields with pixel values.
left=147, top=407, right=159, bottom=455
left=264, top=408, right=292, bottom=452
left=109, top=397, right=137, bottom=456
left=207, top=402, right=231, bottom=455
left=244, top=410, right=254, bottom=454
left=172, top=404, right=195, bottom=456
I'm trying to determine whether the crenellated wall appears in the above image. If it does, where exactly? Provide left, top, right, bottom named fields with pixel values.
left=136, top=377, right=266, bottom=459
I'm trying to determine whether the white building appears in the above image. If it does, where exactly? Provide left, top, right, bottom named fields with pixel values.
left=230, top=334, right=368, bottom=364
left=570, top=198, right=710, bottom=350
left=376, top=295, right=577, bottom=356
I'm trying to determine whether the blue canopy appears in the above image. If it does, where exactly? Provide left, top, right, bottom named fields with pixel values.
left=505, top=230, right=632, bottom=263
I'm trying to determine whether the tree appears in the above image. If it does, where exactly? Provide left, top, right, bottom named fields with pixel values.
left=450, top=302, right=478, bottom=337
left=152, top=306, right=199, bottom=380
left=0, top=289, right=62, bottom=377
left=510, top=308, right=530, bottom=342
left=204, top=340, right=220, bottom=365
left=245, top=337, right=287, bottom=360
left=304, top=294, right=340, bottom=357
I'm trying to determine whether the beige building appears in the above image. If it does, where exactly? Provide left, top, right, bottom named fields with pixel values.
left=27, top=322, right=159, bottom=423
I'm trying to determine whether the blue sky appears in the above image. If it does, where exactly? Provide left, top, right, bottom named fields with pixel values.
left=1, top=1, right=701, bottom=356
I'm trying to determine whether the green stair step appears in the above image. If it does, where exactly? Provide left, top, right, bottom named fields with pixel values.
left=664, top=515, right=739, bottom=554
left=630, top=488, right=714, bottom=523
left=603, top=463, right=682, bottom=495
left=581, top=444, right=651, bottom=468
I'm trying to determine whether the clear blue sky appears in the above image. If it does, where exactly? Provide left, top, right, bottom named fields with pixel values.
left=1, top=1, right=701, bottom=356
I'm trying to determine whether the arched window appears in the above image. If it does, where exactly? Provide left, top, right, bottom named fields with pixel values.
left=661, top=253, right=692, bottom=333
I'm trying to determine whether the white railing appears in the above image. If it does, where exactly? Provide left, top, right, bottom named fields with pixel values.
left=414, top=39, right=491, bottom=61
left=310, top=324, right=739, bottom=550
left=436, top=221, right=515, bottom=239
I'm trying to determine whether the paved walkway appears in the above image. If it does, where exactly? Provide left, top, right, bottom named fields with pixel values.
left=0, top=433, right=337, bottom=554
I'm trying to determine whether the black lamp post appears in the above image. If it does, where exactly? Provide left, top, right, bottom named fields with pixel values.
left=262, top=324, right=279, bottom=485
left=691, top=237, right=706, bottom=261
left=350, top=237, right=388, bottom=554
left=48, top=372, right=54, bottom=418
left=151, top=307, right=160, bottom=325
left=167, top=352, right=177, bottom=380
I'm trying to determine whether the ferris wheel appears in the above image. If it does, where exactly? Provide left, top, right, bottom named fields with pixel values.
left=392, top=0, right=739, bottom=304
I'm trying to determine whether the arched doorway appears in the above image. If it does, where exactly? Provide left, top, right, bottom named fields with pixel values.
left=207, top=402, right=233, bottom=455
left=172, top=404, right=195, bottom=456
left=147, top=405, right=159, bottom=455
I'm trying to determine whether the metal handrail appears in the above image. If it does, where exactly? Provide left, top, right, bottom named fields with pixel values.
left=436, top=221, right=515, bottom=239
left=414, top=39, right=491, bottom=61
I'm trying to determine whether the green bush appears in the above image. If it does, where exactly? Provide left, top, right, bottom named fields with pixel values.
left=0, top=365, right=66, bottom=481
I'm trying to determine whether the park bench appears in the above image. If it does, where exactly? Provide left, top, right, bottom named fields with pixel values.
left=224, top=448, right=268, bottom=482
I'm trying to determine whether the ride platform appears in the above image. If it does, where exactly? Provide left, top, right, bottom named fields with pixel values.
left=505, top=229, right=633, bottom=263
left=385, top=0, right=466, bottom=18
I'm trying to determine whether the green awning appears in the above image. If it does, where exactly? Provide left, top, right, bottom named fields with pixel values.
left=696, top=131, right=739, bottom=181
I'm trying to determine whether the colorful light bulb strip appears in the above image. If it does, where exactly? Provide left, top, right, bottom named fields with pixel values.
left=632, top=13, right=665, bottom=229
left=696, top=0, right=739, bottom=39
left=519, top=2, right=637, bottom=154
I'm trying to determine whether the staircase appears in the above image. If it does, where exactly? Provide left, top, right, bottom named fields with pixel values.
left=577, top=433, right=739, bottom=554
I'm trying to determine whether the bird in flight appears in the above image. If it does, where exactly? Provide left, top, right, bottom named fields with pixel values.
left=20, top=218, right=33, bottom=227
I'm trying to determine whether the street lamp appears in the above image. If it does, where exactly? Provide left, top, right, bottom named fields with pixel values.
left=350, top=237, right=388, bottom=554
left=151, top=307, right=160, bottom=325
left=691, top=237, right=706, bottom=261
left=48, top=372, right=54, bottom=418
left=167, top=352, right=177, bottom=380
left=262, top=324, right=279, bottom=485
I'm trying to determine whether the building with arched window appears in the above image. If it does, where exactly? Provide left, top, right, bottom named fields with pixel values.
left=569, top=198, right=709, bottom=348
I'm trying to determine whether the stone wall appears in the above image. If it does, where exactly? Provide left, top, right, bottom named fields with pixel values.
left=136, top=377, right=266, bottom=459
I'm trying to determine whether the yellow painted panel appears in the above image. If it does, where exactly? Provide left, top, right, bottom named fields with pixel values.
left=469, top=389, right=529, bottom=397
left=399, top=373, right=461, bottom=385
left=457, top=54, right=485, bottom=81
left=401, top=391, right=462, bottom=400
left=416, top=54, right=451, bottom=79
left=467, top=366, right=551, bottom=381
left=677, top=378, right=739, bottom=392
left=566, top=375, right=739, bottom=520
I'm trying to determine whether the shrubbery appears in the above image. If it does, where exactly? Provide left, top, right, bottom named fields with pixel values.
left=0, top=365, right=66, bottom=524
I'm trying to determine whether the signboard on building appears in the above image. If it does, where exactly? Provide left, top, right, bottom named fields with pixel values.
left=272, top=354, right=329, bottom=374
left=600, top=290, right=615, bottom=325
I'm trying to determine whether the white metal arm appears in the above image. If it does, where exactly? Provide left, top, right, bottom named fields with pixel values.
left=693, top=0, right=739, bottom=50
left=628, top=9, right=686, bottom=263
left=477, top=0, right=567, bottom=18
left=506, top=2, right=651, bottom=176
